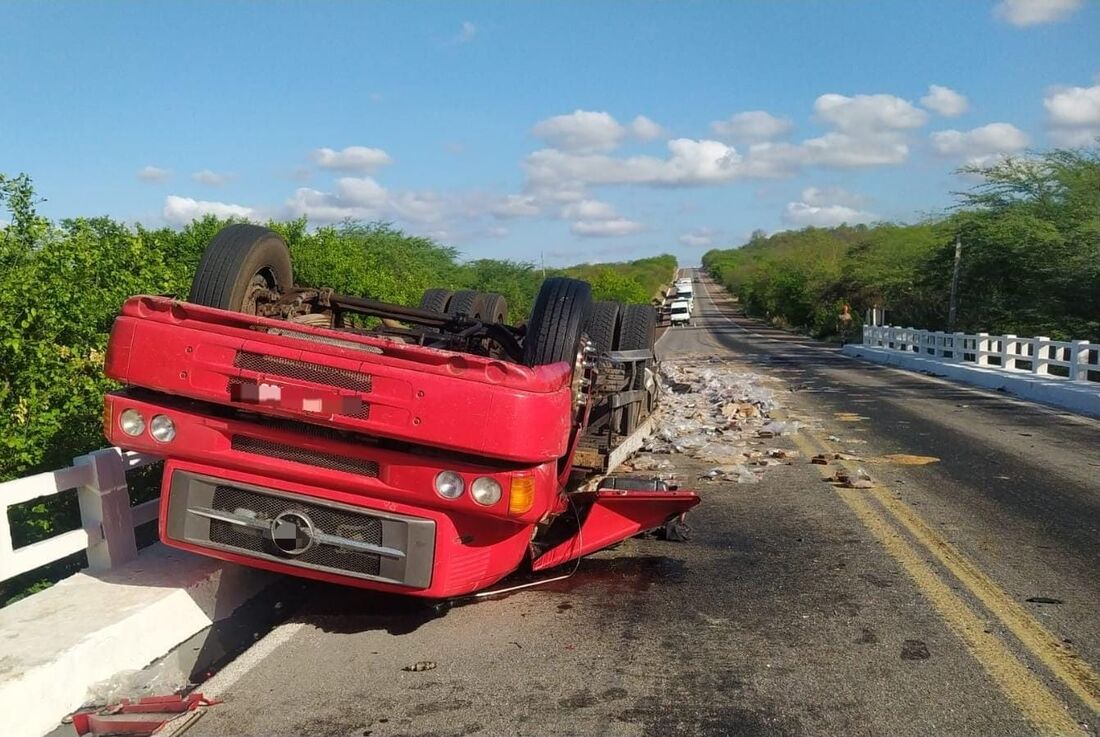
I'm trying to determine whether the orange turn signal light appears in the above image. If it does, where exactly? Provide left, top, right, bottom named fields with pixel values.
left=508, top=475, right=536, bottom=516
left=102, top=396, right=114, bottom=440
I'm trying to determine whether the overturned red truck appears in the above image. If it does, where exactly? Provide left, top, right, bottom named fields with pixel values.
left=102, top=225, right=697, bottom=598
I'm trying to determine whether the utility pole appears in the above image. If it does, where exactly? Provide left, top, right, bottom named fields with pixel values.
left=947, top=234, right=962, bottom=330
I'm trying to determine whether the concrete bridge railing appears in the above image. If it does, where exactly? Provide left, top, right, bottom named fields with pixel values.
left=861, top=326, right=1100, bottom=383
left=0, top=447, right=160, bottom=583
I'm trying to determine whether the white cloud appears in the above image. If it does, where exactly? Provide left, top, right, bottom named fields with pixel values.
left=1044, top=82, right=1100, bottom=145
left=782, top=186, right=875, bottom=227
left=678, top=228, right=716, bottom=248
left=570, top=218, right=645, bottom=238
left=801, top=131, right=911, bottom=167
left=930, top=123, right=1030, bottom=165
left=814, top=93, right=928, bottom=133
left=454, top=20, right=477, bottom=43
left=163, top=195, right=255, bottom=225
left=312, top=146, right=393, bottom=173
left=630, top=115, right=665, bottom=141
left=710, top=111, right=794, bottom=143
left=137, top=166, right=172, bottom=184
left=532, top=110, right=626, bottom=153
left=561, top=199, right=618, bottom=221
left=490, top=194, right=541, bottom=219
left=191, top=169, right=231, bottom=186
left=799, top=186, right=866, bottom=208
left=531, top=110, right=665, bottom=153
left=557, top=198, right=644, bottom=238
left=486, top=226, right=509, bottom=238
left=525, top=138, right=742, bottom=189
left=283, top=176, right=468, bottom=228
left=920, top=85, right=970, bottom=117
left=994, top=0, right=1082, bottom=26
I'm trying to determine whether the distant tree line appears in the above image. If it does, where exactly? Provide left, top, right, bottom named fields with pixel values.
left=702, top=147, right=1099, bottom=342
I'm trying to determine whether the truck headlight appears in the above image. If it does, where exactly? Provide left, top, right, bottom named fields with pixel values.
left=150, top=414, right=176, bottom=443
left=471, top=477, right=502, bottom=506
left=434, top=471, right=465, bottom=499
left=119, top=409, right=145, bottom=437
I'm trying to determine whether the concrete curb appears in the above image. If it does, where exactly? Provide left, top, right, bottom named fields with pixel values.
left=842, top=345, right=1100, bottom=419
left=0, top=544, right=274, bottom=737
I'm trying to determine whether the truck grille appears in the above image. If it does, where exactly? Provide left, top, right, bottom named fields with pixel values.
left=167, top=470, right=436, bottom=588
left=209, top=485, right=383, bottom=576
left=234, top=351, right=374, bottom=392
left=230, top=435, right=380, bottom=477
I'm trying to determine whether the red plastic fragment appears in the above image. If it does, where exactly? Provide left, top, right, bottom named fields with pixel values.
left=70, top=693, right=219, bottom=736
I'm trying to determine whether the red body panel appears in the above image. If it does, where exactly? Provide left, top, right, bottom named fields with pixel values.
left=531, top=490, right=701, bottom=571
left=106, top=296, right=574, bottom=463
left=159, top=459, right=534, bottom=598
left=104, top=393, right=559, bottom=526
left=103, top=295, right=697, bottom=599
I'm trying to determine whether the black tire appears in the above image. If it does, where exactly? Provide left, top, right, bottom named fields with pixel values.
left=586, top=301, right=621, bottom=355
left=188, top=224, right=293, bottom=314
left=419, top=288, right=452, bottom=313
left=523, top=277, right=593, bottom=367
left=446, top=289, right=480, bottom=318
left=615, top=304, right=658, bottom=434
left=618, top=304, right=657, bottom=353
left=474, top=292, right=508, bottom=324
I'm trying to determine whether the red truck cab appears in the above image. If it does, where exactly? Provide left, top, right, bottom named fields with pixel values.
left=103, top=225, right=697, bottom=598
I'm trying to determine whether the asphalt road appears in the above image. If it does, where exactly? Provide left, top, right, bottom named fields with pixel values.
left=190, top=270, right=1100, bottom=737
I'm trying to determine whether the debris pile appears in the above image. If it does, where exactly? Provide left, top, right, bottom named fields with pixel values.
left=644, top=357, right=800, bottom=483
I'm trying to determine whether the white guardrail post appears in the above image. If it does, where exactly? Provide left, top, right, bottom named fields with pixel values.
left=1001, top=334, right=1017, bottom=370
left=1032, top=336, right=1050, bottom=376
left=73, top=448, right=138, bottom=571
left=1070, top=340, right=1090, bottom=382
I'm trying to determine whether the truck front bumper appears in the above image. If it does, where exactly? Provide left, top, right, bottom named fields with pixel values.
left=159, top=459, right=536, bottom=598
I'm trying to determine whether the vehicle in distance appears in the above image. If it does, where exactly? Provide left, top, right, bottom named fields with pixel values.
left=669, top=299, right=693, bottom=327
left=101, top=225, right=698, bottom=598
left=674, top=279, right=694, bottom=312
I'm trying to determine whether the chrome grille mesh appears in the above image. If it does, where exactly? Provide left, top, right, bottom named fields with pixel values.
left=234, top=351, right=373, bottom=392
left=208, top=485, right=382, bottom=576
left=231, top=435, right=380, bottom=477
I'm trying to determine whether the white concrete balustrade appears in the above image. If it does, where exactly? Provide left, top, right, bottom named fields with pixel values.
left=861, top=325, right=1099, bottom=382
left=0, top=447, right=160, bottom=583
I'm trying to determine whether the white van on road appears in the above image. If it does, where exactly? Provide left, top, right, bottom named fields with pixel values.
left=669, top=299, right=692, bottom=327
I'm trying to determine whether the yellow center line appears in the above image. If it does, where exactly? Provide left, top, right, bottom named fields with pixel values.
left=831, top=443, right=1100, bottom=714
left=790, top=431, right=1085, bottom=736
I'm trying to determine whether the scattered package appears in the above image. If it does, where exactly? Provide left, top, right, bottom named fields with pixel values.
left=646, top=357, right=799, bottom=485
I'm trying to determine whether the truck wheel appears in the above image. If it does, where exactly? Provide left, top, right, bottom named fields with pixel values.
left=446, top=289, right=480, bottom=318
left=585, top=301, right=621, bottom=355
left=615, top=304, right=658, bottom=434
left=523, top=277, right=593, bottom=367
left=188, top=224, right=292, bottom=314
left=419, top=288, right=452, bottom=313
left=474, top=292, right=508, bottom=324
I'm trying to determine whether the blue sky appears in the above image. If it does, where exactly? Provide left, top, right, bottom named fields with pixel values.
left=1, top=1, right=1097, bottom=265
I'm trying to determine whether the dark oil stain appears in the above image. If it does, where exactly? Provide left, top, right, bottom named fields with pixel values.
left=557, top=601, right=574, bottom=612
left=901, top=639, right=931, bottom=660
left=601, top=687, right=628, bottom=700
left=1026, top=596, right=1063, bottom=604
left=856, top=627, right=878, bottom=644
